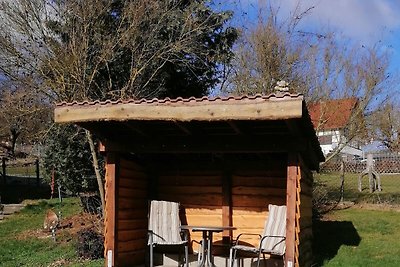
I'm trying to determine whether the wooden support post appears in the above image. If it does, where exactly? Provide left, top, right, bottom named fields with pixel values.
left=104, top=153, right=119, bottom=267
left=35, top=159, right=40, bottom=187
left=285, top=153, right=298, bottom=267
left=222, top=170, right=232, bottom=243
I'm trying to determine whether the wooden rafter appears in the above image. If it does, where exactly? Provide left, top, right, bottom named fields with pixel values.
left=55, top=98, right=303, bottom=123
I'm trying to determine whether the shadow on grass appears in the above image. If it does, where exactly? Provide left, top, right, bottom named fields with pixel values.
left=313, top=220, right=361, bottom=266
left=0, top=185, right=50, bottom=203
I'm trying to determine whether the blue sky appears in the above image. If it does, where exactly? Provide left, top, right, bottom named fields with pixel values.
left=215, top=0, right=400, bottom=97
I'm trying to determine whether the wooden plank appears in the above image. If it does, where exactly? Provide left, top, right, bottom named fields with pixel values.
left=119, top=177, right=147, bottom=189
left=184, top=208, right=223, bottom=215
left=285, top=153, right=297, bottom=267
left=118, top=209, right=147, bottom=220
left=120, top=158, right=145, bottom=171
left=232, top=195, right=286, bottom=207
left=119, top=168, right=147, bottom=180
left=158, top=175, right=222, bottom=186
left=232, top=176, right=286, bottom=188
left=158, top=193, right=222, bottom=206
left=232, top=186, right=287, bottom=196
left=103, top=135, right=307, bottom=153
left=158, top=185, right=222, bottom=195
left=118, top=229, right=147, bottom=242
left=119, top=187, right=147, bottom=198
left=118, top=219, right=148, bottom=231
left=104, top=153, right=118, bottom=267
left=222, top=171, right=232, bottom=239
left=118, top=198, right=147, bottom=209
left=185, top=215, right=222, bottom=227
left=55, top=96, right=303, bottom=123
left=118, top=250, right=146, bottom=266
left=118, top=238, right=147, bottom=252
left=232, top=214, right=267, bottom=228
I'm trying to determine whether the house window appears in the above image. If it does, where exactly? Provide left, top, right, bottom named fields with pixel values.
left=318, top=135, right=332, bottom=145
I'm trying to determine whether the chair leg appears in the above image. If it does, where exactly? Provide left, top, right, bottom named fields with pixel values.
left=229, top=248, right=234, bottom=267
left=149, top=245, right=154, bottom=267
left=256, top=251, right=262, bottom=267
left=184, top=244, right=189, bottom=267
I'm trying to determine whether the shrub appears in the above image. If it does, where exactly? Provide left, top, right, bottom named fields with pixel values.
left=76, top=229, right=104, bottom=260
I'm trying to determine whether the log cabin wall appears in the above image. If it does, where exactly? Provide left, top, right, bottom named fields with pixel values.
left=232, top=164, right=287, bottom=247
left=116, top=156, right=149, bottom=266
left=156, top=168, right=223, bottom=247
left=294, top=158, right=314, bottom=267
left=153, top=155, right=288, bottom=248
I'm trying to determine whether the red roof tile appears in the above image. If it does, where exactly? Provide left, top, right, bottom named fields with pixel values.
left=308, top=98, right=358, bottom=130
left=55, top=93, right=304, bottom=107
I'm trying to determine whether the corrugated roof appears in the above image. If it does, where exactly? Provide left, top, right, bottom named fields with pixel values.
left=308, top=98, right=358, bottom=130
left=56, top=92, right=304, bottom=107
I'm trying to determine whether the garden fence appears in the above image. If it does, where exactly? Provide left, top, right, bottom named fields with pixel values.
left=316, top=152, right=400, bottom=207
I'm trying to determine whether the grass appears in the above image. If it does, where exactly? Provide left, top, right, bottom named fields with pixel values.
left=314, top=206, right=400, bottom=266
left=314, top=172, right=400, bottom=204
left=0, top=198, right=103, bottom=267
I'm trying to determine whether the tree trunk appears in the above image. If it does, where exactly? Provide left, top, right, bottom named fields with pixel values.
left=85, top=130, right=105, bottom=217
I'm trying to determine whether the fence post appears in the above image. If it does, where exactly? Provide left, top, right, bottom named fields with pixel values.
left=2, top=158, right=6, bottom=185
left=340, top=161, right=345, bottom=203
left=35, top=159, right=40, bottom=187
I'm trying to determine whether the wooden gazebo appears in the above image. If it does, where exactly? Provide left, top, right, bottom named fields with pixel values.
left=54, top=93, right=324, bottom=267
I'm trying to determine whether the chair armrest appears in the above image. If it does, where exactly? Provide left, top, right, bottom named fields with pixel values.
left=258, top=235, right=286, bottom=251
left=233, top=233, right=262, bottom=245
left=180, top=228, right=189, bottom=242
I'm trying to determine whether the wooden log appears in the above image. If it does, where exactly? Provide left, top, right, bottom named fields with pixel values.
left=158, top=193, right=222, bottom=206
left=118, top=209, right=148, bottom=220
left=285, top=153, right=298, bottom=266
left=119, top=187, right=147, bottom=198
left=118, top=219, right=148, bottom=231
left=118, top=250, right=146, bottom=266
left=104, top=153, right=118, bottom=267
left=118, top=238, right=147, bottom=253
left=118, top=229, right=147, bottom=242
left=158, top=185, right=222, bottom=195
left=232, top=186, right=286, bottom=196
left=119, top=177, right=147, bottom=189
left=158, top=175, right=222, bottom=186
left=232, top=195, right=286, bottom=208
left=118, top=198, right=147, bottom=209
left=232, top=176, right=286, bottom=188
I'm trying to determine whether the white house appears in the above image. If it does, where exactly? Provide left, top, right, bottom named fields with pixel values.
left=309, top=98, right=363, bottom=160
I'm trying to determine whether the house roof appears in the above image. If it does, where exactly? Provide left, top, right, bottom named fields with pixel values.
left=54, top=93, right=325, bottom=170
left=308, top=98, right=357, bottom=131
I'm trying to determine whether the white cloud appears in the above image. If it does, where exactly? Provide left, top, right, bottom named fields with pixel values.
left=271, top=0, right=400, bottom=43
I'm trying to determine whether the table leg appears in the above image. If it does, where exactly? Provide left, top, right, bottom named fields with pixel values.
left=198, top=231, right=207, bottom=267
left=206, top=231, right=217, bottom=267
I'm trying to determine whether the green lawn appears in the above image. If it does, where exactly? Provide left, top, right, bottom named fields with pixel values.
left=2, top=195, right=400, bottom=266
left=314, top=206, right=400, bottom=266
left=0, top=198, right=103, bottom=267
left=315, top=172, right=400, bottom=204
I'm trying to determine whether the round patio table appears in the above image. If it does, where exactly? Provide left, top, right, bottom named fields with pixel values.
left=181, top=225, right=236, bottom=267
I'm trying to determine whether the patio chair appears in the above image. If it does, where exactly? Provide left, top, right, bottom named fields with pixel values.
left=148, top=200, right=189, bottom=267
left=229, top=204, right=287, bottom=267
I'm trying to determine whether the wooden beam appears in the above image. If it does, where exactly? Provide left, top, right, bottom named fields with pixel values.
left=222, top=170, right=232, bottom=240
left=285, top=153, right=298, bottom=267
left=227, top=121, right=243, bottom=135
left=104, top=153, right=119, bottom=267
left=54, top=98, right=303, bottom=123
left=173, top=121, right=192, bottom=135
left=102, top=135, right=307, bottom=153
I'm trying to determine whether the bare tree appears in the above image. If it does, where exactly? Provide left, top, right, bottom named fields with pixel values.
left=226, top=3, right=391, bottom=163
left=0, top=0, right=237, bottom=214
left=370, top=102, right=400, bottom=152
left=0, top=82, right=51, bottom=157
